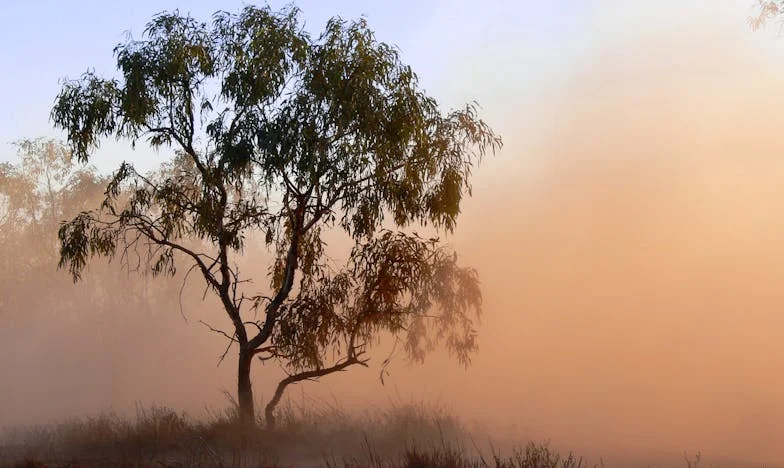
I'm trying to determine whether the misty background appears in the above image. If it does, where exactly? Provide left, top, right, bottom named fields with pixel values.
left=3, top=0, right=784, bottom=465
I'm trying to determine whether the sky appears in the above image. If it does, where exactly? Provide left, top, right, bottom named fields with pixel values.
left=0, top=0, right=587, bottom=171
left=6, top=0, right=784, bottom=465
left=1, top=0, right=767, bottom=171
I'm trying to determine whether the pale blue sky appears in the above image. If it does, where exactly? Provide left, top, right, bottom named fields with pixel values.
left=0, top=1, right=770, bottom=174
left=0, top=0, right=586, bottom=172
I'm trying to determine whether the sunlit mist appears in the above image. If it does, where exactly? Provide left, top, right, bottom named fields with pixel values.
left=3, top=0, right=784, bottom=466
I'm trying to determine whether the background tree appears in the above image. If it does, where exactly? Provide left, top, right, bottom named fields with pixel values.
left=0, top=139, right=181, bottom=319
left=0, top=140, right=192, bottom=420
left=749, top=0, right=784, bottom=29
left=0, top=139, right=103, bottom=317
left=53, top=5, right=501, bottom=427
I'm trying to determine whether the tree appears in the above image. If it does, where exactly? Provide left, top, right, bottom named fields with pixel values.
left=0, top=138, right=169, bottom=323
left=0, top=139, right=104, bottom=313
left=749, top=0, right=784, bottom=29
left=52, top=5, right=501, bottom=428
left=0, top=141, right=189, bottom=420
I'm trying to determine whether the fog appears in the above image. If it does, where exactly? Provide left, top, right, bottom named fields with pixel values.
left=4, top=0, right=784, bottom=465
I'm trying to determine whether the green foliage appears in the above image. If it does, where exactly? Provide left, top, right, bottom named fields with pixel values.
left=51, top=4, right=501, bottom=419
left=269, top=231, right=481, bottom=373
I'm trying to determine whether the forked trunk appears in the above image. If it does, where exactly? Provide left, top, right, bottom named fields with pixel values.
left=237, top=348, right=255, bottom=428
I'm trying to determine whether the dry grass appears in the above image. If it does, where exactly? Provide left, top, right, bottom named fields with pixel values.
left=0, top=402, right=718, bottom=468
left=0, top=401, right=592, bottom=468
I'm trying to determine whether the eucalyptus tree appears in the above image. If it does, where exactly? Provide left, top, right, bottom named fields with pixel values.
left=53, top=5, right=501, bottom=427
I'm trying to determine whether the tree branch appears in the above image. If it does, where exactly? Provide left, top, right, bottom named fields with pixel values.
left=247, top=201, right=305, bottom=349
left=264, top=352, right=368, bottom=427
left=199, top=320, right=237, bottom=343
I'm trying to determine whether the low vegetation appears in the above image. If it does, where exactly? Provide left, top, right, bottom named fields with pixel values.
left=0, top=402, right=590, bottom=467
left=0, top=402, right=725, bottom=468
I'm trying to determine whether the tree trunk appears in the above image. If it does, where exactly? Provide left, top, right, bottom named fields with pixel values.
left=237, top=348, right=255, bottom=428
left=264, top=399, right=278, bottom=430
left=264, top=385, right=284, bottom=430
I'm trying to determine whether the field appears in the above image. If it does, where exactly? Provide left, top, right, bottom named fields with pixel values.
left=0, top=402, right=727, bottom=468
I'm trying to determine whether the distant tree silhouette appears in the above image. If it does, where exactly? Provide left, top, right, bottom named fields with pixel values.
left=1, top=139, right=102, bottom=314
left=749, top=0, right=784, bottom=29
left=0, top=141, right=189, bottom=415
left=52, top=5, right=501, bottom=428
left=0, top=138, right=171, bottom=327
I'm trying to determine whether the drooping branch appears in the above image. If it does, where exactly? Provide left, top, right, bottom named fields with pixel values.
left=260, top=229, right=482, bottom=427
left=264, top=351, right=368, bottom=428
left=143, top=228, right=221, bottom=290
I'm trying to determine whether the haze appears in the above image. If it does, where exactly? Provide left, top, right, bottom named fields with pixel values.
left=3, top=0, right=784, bottom=465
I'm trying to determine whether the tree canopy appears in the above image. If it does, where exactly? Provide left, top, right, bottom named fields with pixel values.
left=52, top=5, right=501, bottom=426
